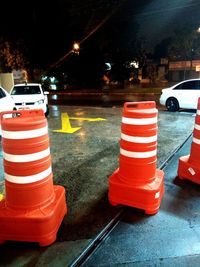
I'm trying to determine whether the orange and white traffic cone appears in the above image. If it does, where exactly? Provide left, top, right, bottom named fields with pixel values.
left=0, top=109, right=67, bottom=246
left=178, top=98, right=200, bottom=184
left=108, top=101, right=164, bottom=214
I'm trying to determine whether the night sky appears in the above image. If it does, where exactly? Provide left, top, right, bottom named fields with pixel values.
left=0, top=0, right=200, bottom=69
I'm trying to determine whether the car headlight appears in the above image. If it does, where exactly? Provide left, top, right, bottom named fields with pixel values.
left=36, top=99, right=44, bottom=105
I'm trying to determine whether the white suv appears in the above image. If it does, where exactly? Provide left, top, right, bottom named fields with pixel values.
left=160, top=79, right=200, bottom=111
left=10, top=83, right=49, bottom=116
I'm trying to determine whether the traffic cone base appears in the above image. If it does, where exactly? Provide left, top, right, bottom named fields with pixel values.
left=178, top=155, right=200, bottom=184
left=109, top=168, right=164, bottom=215
left=0, top=185, right=67, bottom=246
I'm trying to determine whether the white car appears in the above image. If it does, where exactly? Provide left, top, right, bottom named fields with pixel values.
left=160, top=79, right=200, bottom=111
left=0, top=86, right=15, bottom=113
left=10, top=83, right=49, bottom=116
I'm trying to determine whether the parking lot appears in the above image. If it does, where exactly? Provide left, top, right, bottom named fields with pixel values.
left=0, top=104, right=196, bottom=266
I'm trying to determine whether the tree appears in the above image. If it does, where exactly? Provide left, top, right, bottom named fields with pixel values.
left=167, top=26, right=200, bottom=61
left=154, top=37, right=172, bottom=60
left=0, top=38, right=29, bottom=73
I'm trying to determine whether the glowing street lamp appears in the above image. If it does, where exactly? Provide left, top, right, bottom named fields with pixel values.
left=73, top=42, right=80, bottom=54
left=197, top=26, right=200, bottom=33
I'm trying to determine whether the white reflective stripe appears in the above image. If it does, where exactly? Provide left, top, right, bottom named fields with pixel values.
left=131, top=108, right=158, bottom=114
left=121, top=133, right=157, bottom=143
left=194, top=124, right=200, bottom=131
left=197, top=110, right=200, bottom=115
left=122, top=117, right=157, bottom=125
left=5, top=166, right=52, bottom=184
left=188, top=167, right=195, bottom=176
left=193, top=137, right=200, bottom=145
left=2, top=126, right=48, bottom=139
left=120, top=148, right=157, bottom=158
left=3, top=148, right=50, bottom=163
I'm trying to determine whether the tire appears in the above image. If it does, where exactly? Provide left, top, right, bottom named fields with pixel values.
left=166, top=97, right=179, bottom=112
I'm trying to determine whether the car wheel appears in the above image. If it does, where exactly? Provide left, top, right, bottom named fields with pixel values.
left=166, top=97, right=179, bottom=112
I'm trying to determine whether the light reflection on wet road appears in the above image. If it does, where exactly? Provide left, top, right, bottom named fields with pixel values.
left=48, top=92, right=163, bottom=108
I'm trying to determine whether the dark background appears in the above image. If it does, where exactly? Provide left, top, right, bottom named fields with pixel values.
left=0, top=1, right=199, bottom=65
left=1, top=0, right=200, bottom=87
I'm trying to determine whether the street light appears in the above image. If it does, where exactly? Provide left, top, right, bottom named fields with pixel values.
left=73, top=42, right=80, bottom=55
left=197, top=26, right=200, bottom=33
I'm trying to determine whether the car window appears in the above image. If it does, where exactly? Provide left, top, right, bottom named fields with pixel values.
left=11, top=86, right=42, bottom=95
left=0, top=88, right=6, bottom=99
left=174, top=80, right=200, bottom=90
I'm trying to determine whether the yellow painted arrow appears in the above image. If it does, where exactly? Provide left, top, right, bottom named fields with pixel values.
left=69, top=117, right=106, bottom=122
left=53, top=113, right=81, bottom=133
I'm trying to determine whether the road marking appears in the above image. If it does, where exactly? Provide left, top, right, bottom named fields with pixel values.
left=69, top=117, right=106, bottom=122
left=53, top=113, right=106, bottom=134
left=53, top=113, right=81, bottom=133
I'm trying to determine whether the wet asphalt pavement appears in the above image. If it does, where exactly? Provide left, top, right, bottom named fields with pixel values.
left=0, top=99, right=197, bottom=266
left=82, top=134, right=200, bottom=267
left=48, top=91, right=162, bottom=108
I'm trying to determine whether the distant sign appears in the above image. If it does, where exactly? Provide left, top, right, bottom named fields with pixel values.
left=169, top=61, right=191, bottom=69
left=192, top=60, right=200, bottom=67
left=196, top=65, right=200, bottom=72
